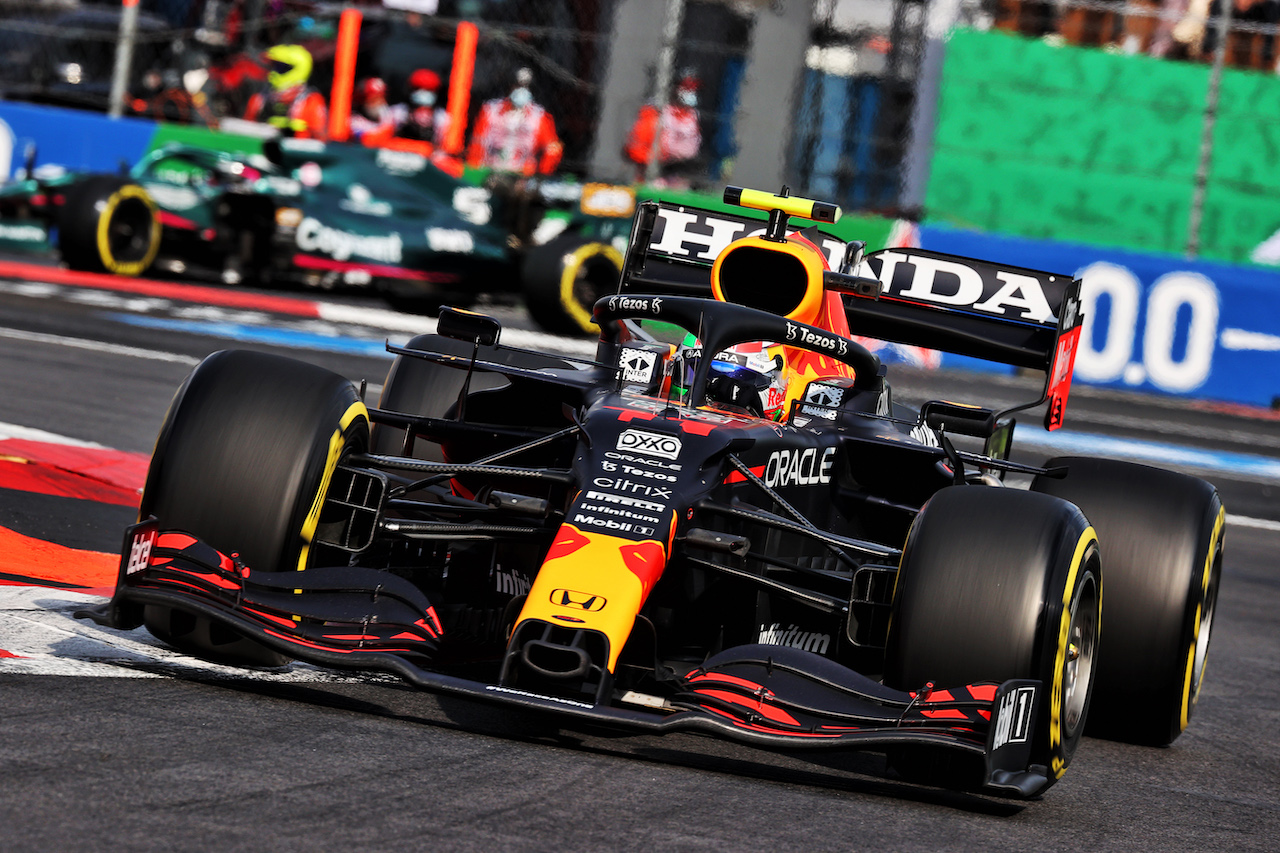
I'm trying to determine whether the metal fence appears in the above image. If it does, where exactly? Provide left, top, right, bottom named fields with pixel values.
left=988, top=0, right=1280, bottom=68
left=790, top=0, right=929, bottom=215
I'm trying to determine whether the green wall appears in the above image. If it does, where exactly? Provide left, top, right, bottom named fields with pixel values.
left=148, top=124, right=265, bottom=158
left=927, top=28, right=1280, bottom=265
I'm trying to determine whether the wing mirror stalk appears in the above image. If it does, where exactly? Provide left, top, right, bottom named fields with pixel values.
left=437, top=306, right=503, bottom=422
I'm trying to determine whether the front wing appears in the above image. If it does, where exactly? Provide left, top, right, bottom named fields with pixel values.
left=76, top=519, right=1050, bottom=798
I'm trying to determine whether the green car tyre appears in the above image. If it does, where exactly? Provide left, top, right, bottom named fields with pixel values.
left=521, top=233, right=623, bottom=335
left=58, top=176, right=161, bottom=276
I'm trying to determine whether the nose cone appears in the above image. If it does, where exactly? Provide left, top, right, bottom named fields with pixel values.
left=513, top=522, right=668, bottom=673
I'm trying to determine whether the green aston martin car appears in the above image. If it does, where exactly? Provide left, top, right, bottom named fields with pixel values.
left=0, top=137, right=636, bottom=334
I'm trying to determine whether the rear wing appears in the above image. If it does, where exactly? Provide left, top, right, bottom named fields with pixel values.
left=858, top=247, right=1082, bottom=431
left=617, top=199, right=1083, bottom=430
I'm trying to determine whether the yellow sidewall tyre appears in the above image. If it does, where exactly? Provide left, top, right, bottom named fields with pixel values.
left=138, top=350, right=369, bottom=666
left=884, top=486, right=1102, bottom=791
left=1032, top=456, right=1225, bottom=745
left=58, top=176, right=161, bottom=276
left=521, top=235, right=623, bottom=336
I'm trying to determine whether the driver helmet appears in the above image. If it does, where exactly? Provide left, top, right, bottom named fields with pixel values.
left=265, top=44, right=313, bottom=93
left=674, top=335, right=788, bottom=419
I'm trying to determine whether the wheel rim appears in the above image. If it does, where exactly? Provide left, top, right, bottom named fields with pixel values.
left=1062, top=571, right=1099, bottom=740
left=571, top=257, right=604, bottom=311
left=555, top=243, right=622, bottom=334
left=107, top=196, right=156, bottom=263
left=1191, top=545, right=1222, bottom=699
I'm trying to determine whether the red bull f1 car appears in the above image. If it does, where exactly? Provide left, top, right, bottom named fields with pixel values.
left=80, top=187, right=1225, bottom=798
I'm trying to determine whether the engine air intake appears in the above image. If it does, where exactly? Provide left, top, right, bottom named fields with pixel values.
left=715, top=247, right=808, bottom=316
left=711, top=236, right=827, bottom=325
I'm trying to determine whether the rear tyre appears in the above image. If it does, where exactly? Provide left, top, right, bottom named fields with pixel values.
left=1032, top=457, right=1225, bottom=745
left=139, top=350, right=369, bottom=666
left=58, top=176, right=161, bottom=276
left=521, top=235, right=622, bottom=336
left=884, top=486, right=1101, bottom=789
left=369, top=333, right=575, bottom=463
left=369, top=334, right=472, bottom=462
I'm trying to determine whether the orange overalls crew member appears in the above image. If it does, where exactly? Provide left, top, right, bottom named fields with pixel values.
left=625, top=72, right=702, bottom=184
left=394, top=68, right=452, bottom=148
left=466, top=67, right=563, bottom=176
left=348, top=77, right=399, bottom=145
left=244, top=44, right=328, bottom=140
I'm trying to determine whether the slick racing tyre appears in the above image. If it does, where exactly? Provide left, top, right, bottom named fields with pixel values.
left=884, top=486, right=1101, bottom=790
left=1032, top=457, right=1225, bottom=746
left=370, top=333, right=475, bottom=462
left=58, top=176, right=161, bottom=276
left=138, top=350, right=369, bottom=666
left=520, top=234, right=622, bottom=336
left=370, top=333, right=574, bottom=463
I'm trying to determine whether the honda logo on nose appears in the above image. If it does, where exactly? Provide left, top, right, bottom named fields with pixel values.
left=617, top=428, right=682, bottom=460
left=551, top=589, right=607, bottom=611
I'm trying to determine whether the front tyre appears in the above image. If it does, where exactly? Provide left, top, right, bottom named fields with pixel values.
left=1032, top=457, right=1225, bottom=745
left=58, top=176, right=161, bottom=276
left=139, top=350, right=369, bottom=665
left=884, top=487, right=1101, bottom=789
left=520, top=235, right=622, bottom=336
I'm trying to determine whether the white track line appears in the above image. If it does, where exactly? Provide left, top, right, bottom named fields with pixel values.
left=315, top=302, right=599, bottom=356
left=1016, top=429, right=1280, bottom=484
left=0, top=327, right=199, bottom=365
left=0, top=587, right=393, bottom=683
left=1228, top=514, right=1280, bottom=532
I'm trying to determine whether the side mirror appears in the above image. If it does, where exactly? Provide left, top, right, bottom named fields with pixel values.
left=437, top=306, right=501, bottom=347
left=921, top=400, right=995, bottom=438
left=983, top=418, right=1015, bottom=461
left=839, top=239, right=866, bottom=275
left=823, top=269, right=882, bottom=299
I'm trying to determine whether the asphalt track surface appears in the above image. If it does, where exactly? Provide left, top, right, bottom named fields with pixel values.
left=0, top=261, right=1277, bottom=851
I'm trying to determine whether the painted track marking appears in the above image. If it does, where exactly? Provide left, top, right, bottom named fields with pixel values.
left=0, top=326, right=199, bottom=365
left=0, top=587, right=391, bottom=684
left=0, top=262, right=598, bottom=356
left=1017, top=428, right=1280, bottom=484
left=1228, top=514, right=1280, bottom=532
